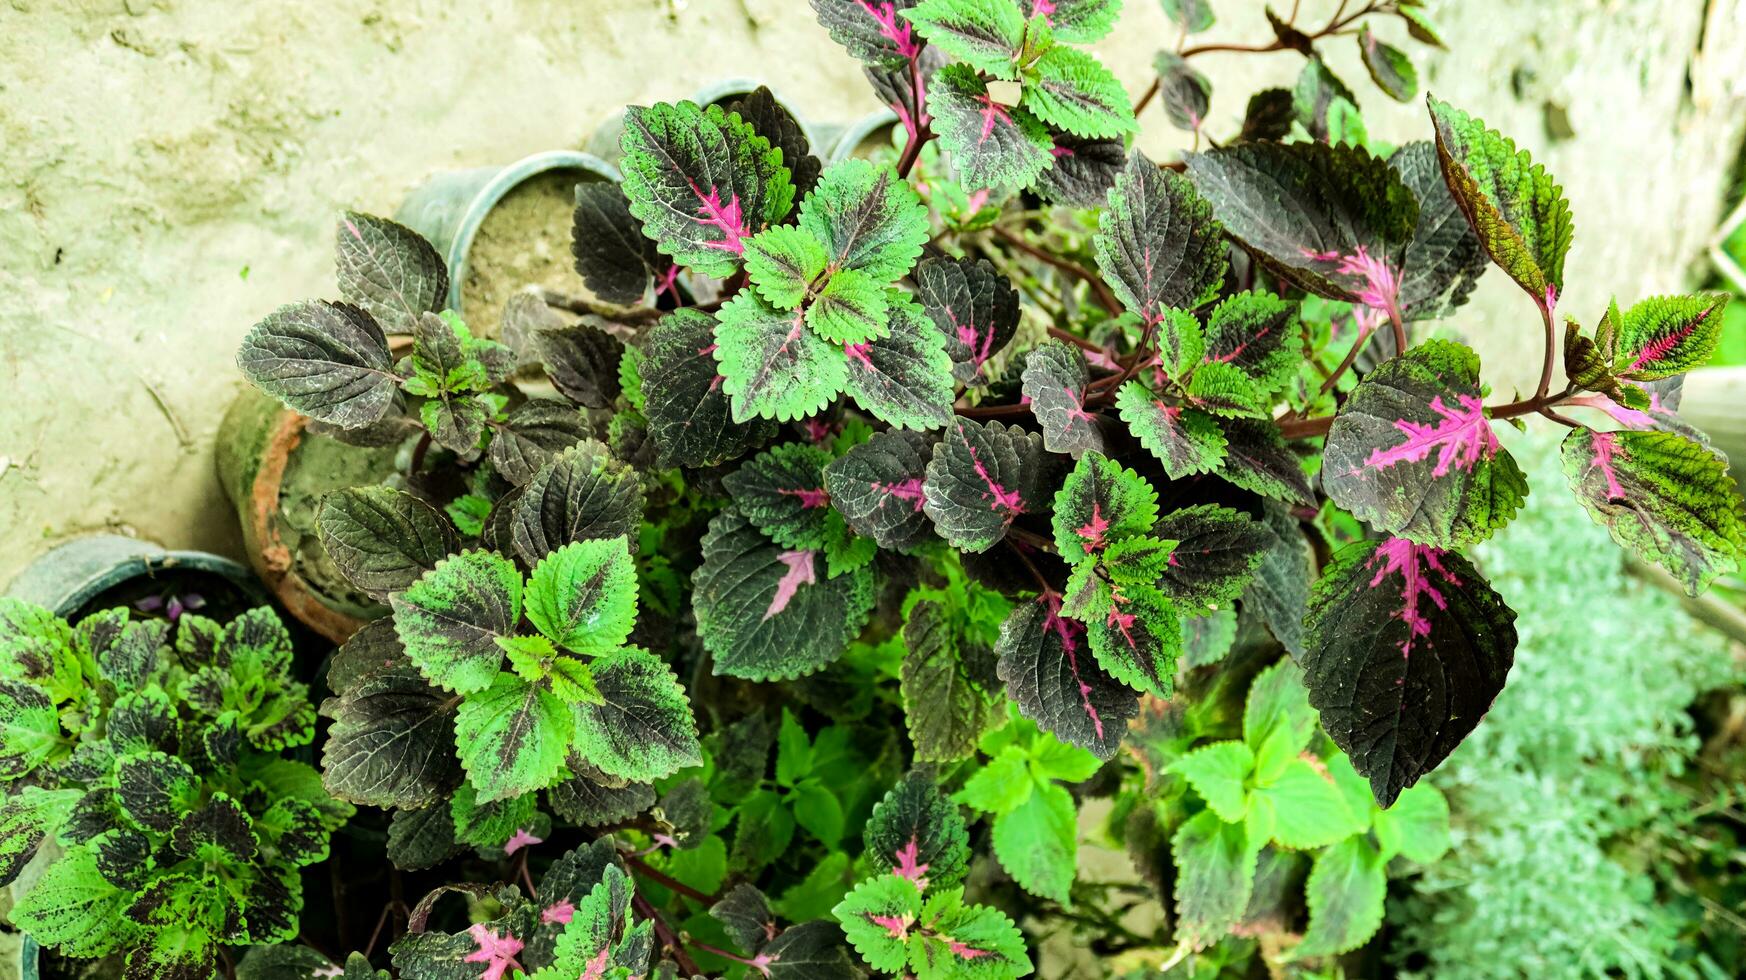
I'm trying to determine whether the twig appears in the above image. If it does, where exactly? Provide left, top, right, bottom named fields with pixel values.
left=1536, top=295, right=1559, bottom=401
left=634, top=893, right=703, bottom=976
left=990, top=225, right=1123, bottom=316
left=627, top=855, right=717, bottom=905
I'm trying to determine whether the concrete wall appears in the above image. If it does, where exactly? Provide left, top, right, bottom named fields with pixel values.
left=2, top=0, right=1743, bottom=581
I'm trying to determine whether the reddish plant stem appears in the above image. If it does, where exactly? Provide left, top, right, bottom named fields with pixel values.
left=1007, top=525, right=1060, bottom=555
left=1179, top=1, right=1379, bottom=57
left=1048, top=326, right=1106, bottom=354
left=687, top=939, right=766, bottom=972
left=955, top=401, right=1034, bottom=420
left=634, top=893, right=702, bottom=977
left=990, top=225, right=1124, bottom=317
left=895, top=55, right=933, bottom=180
left=1535, top=297, right=1558, bottom=401
left=1385, top=300, right=1409, bottom=356
left=627, top=856, right=717, bottom=905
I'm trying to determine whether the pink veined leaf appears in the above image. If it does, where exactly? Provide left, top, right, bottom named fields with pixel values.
left=464, top=924, right=526, bottom=980
left=856, top=0, right=921, bottom=58
left=803, top=418, right=838, bottom=444
left=778, top=486, right=832, bottom=508
left=948, top=939, right=994, bottom=959
left=1044, top=596, right=1104, bottom=741
left=892, top=837, right=932, bottom=891
left=1361, top=393, right=1498, bottom=477
left=694, top=186, right=751, bottom=255
left=1365, top=538, right=1458, bottom=661
left=580, top=947, right=613, bottom=980
left=845, top=341, right=875, bottom=369
left=869, top=912, right=914, bottom=941
left=540, top=899, right=576, bottom=925
left=974, top=91, right=1015, bottom=146
left=502, top=827, right=543, bottom=856
left=1583, top=431, right=1628, bottom=501
left=764, top=549, right=818, bottom=621
left=1075, top=502, right=1110, bottom=552
left=1621, top=305, right=1711, bottom=373
left=747, top=950, right=778, bottom=978
left=966, top=444, right=1026, bottom=515
left=878, top=477, right=927, bottom=511
left=1301, top=245, right=1402, bottom=314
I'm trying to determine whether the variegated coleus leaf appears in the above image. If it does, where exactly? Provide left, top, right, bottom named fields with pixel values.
left=335, top=211, right=449, bottom=336
left=1022, top=341, right=1103, bottom=457
left=692, top=510, right=877, bottom=681
left=1153, top=504, right=1271, bottom=612
left=1428, top=96, right=1573, bottom=308
left=533, top=318, right=625, bottom=409
left=864, top=770, right=971, bottom=891
left=1293, top=55, right=1360, bottom=145
left=825, top=429, right=937, bottom=550
left=1021, top=42, right=1137, bottom=140
left=315, top=486, right=458, bottom=600
left=237, top=300, right=401, bottom=429
left=1560, top=428, right=1746, bottom=594
left=1216, top=417, right=1316, bottom=508
left=1033, top=130, right=1125, bottom=207
left=390, top=550, right=523, bottom=695
left=995, top=595, right=1140, bottom=759
left=1192, top=290, right=1303, bottom=415
left=619, top=100, right=796, bottom=278
left=1095, top=152, right=1227, bottom=327
left=901, top=600, right=1000, bottom=762
left=1050, top=451, right=1160, bottom=563
left=1322, top=339, right=1527, bottom=548
left=1388, top=141, right=1487, bottom=322
left=511, top=441, right=644, bottom=565
left=723, top=442, right=837, bottom=550
left=813, top=0, right=927, bottom=72
left=731, top=86, right=824, bottom=202
left=904, top=0, right=1027, bottom=78
left=800, top=158, right=932, bottom=286
left=1116, top=383, right=1228, bottom=479
left=641, top=308, right=780, bottom=468
left=320, top=645, right=464, bottom=810
left=1184, top=141, right=1419, bottom=309
left=453, top=672, right=573, bottom=803
left=572, top=648, right=704, bottom=784
left=922, top=419, right=1050, bottom=553
left=1608, top=293, right=1730, bottom=381
left=1358, top=26, right=1417, bottom=102
left=915, top=255, right=1021, bottom=385
left=926, top=63, right=1055, bottom=193
left=572, top=181, right=671, bottom=308
left=1153, top=52, right=1211, bottom=132
left=1303, top=537, right=1517, bottom=806
left=715, top=292, right=849, bottom=423
left=843, top=293, right=957, bottom=430
left=1022, top=0, right=1120, bottom=42
left=1064, top=546, right=1181, bottom=700
left=1161, top=0, right=1213, bottom=32
left=0, top=788, right=79, bottom=888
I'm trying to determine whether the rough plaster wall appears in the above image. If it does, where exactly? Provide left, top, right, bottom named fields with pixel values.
left=1, top=0, right=1743, bottom=583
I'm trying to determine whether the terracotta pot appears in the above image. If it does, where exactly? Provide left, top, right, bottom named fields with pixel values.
left=214, top=386, right=403, bottom=644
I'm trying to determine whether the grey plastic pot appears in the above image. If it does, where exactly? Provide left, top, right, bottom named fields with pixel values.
left=393, top=150, right=621, bottom=318
left=828, top=108, right=900, bottom=163
left=5, top=534, right=266, bottom=619
left=584, top=79, right=827, bottom=169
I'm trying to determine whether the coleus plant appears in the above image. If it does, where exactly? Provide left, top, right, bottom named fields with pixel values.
left=0, top=602, right=351, bottom=978
left=227, top=0, right=1746, bottom=973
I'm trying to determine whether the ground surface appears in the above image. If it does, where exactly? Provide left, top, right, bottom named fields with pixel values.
left=2, top=0, right=1743, bottom=583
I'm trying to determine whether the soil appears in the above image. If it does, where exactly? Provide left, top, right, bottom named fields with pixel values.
left=274, top=429, right=405, bottom=620
left=461, top=169, right=603, bottom=341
